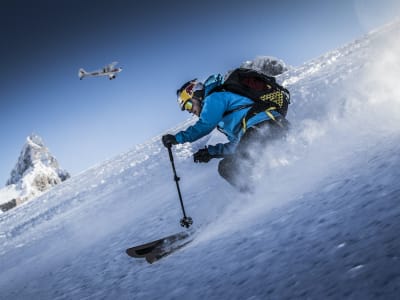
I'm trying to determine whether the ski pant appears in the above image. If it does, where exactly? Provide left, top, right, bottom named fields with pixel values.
left=218, top=117, right=290, bottom=192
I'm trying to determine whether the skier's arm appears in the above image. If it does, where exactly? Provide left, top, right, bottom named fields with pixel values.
left=175, top=95, right=227, bottom=143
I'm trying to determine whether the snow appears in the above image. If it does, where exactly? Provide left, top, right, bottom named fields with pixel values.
left=0, top=185, right=19, bottom=205
left=1, top=21, right=400, bottom=299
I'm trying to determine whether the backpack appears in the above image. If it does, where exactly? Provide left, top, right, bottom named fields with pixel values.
left=208, top=68, right=290, bottom=126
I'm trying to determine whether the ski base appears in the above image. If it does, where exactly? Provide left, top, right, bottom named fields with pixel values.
left=126, top=231, right=193, bottom=264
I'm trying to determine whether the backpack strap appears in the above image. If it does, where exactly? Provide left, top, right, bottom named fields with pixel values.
left=242, top=107, right=286, bottom=133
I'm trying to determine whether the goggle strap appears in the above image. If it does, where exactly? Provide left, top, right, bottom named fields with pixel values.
left=193, top=89, right=204, bottom=100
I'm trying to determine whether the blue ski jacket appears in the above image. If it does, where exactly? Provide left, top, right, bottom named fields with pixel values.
left=175, top=74, right=281, bottom=156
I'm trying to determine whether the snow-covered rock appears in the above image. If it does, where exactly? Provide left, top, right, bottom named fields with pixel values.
left=241, top=55, right=289, bottom=76
left=0, top=184, right=20, bottom=211
left=1, top=134, right=70, bottom=210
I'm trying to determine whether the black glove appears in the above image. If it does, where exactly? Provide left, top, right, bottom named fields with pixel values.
left=162, top=134, right=177, bottom=148
left=193, top=147, right=213, bottom=163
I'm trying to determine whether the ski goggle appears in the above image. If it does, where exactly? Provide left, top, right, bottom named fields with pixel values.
left=183, top=99, right=193, bottom=111
left=177, top=80, right=203, bottom=111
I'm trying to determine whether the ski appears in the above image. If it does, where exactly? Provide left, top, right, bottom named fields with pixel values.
left=126, top=230, right=194, bottom=264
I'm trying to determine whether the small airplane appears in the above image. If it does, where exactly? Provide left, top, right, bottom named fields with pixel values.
left=79, top=61, right=122, bottom=80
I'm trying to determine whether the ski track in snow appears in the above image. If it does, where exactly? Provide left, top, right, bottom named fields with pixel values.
left=1, top=22, right=400, bottom=299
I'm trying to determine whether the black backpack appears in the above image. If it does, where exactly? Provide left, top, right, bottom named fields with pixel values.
left=209, top=68, right=290, bottom=125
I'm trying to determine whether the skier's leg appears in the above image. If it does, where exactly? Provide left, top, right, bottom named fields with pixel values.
left=217, top=126, right=260, bottom=191
left=218, top=156, right=236, bottom=185
left=217, top=118, right=289, bottom=192
left=218, top=156, right=252, bottom=192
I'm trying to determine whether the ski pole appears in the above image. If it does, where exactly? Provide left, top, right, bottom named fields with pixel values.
left=167, top=146, right=193, bottom=228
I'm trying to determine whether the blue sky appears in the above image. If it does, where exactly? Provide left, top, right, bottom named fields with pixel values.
left=1, top=0, right=399, bottom=185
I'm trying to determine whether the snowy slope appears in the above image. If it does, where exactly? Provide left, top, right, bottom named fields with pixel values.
left=1, top=22, right=400, bottom=299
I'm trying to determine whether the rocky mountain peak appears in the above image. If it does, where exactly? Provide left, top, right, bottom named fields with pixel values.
left=6, top=134, right=70, bottom=195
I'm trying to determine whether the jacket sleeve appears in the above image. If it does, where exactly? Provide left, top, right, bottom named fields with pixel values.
left=207, top=141, right=238, bottom=156
left=175, top=94, right=227, bottom=144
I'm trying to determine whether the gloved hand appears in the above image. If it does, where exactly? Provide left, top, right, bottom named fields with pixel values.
left=193, top=147, right=213, bottom=163
left=162, top=134, right=177, bottom=148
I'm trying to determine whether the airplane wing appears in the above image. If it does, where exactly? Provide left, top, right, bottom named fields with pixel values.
left=103, top=61, right=118, bottom=72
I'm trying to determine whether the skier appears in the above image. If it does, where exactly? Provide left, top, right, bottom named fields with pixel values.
left=162, top=72, right=290, bottom=192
